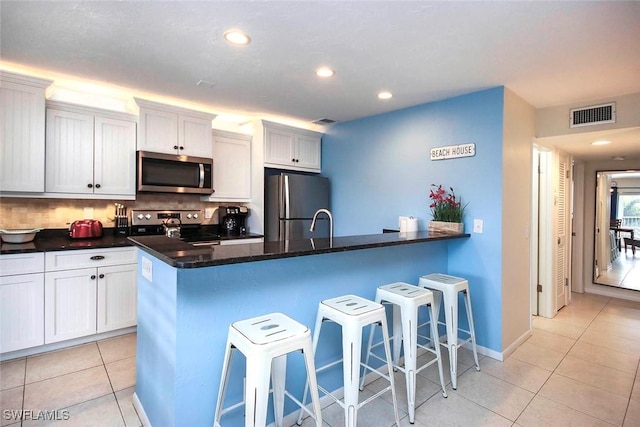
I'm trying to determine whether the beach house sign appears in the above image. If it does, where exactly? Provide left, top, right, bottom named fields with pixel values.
left=430, top=143, right=476, bottom=161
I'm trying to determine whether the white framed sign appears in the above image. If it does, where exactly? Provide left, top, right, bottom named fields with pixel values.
left=430, top=143, right=476, bottom=161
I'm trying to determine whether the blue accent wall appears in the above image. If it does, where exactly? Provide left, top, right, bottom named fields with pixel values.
left=321, top=87, right=505, bottom=352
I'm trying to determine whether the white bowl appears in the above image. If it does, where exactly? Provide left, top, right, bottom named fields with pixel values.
left=0, top=228, right=43, bottom=243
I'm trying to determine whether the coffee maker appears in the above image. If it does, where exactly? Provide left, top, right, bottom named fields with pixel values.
left=218, top=206, right=249, bottom=236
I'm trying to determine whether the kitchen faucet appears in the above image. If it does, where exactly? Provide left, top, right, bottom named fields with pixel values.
left=310, top=208, right=333, bottom=246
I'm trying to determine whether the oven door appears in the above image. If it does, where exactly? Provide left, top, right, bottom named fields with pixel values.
left=137, top=151, right=213, bottom=194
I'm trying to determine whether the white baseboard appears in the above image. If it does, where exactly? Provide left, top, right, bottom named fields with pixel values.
left=133, top=392, right=152, bottom=427
left=0, top=326, right=137, bottom=362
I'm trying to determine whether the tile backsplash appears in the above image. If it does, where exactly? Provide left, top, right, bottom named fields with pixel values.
left=0, top=194, right=230, bottom=229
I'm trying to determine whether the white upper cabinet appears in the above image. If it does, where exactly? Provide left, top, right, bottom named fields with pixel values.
left=0, top=72, right=52, bottom=192
left=135, top=98, right=216, bottom=158
left=263, top=121, right=322, bottom=172
left=204, top=130, right=252, bottom=202
left=45, top=102, right=136, bottom=198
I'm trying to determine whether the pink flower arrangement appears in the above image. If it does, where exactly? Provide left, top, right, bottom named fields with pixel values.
left=429, top=184, right=467, bottom=223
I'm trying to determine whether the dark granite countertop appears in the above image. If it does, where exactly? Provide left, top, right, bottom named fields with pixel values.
left=128, top=231, right=470, bottom=268
left=0, top=228, right=264, bottom=255
left=0, top=228, right=133, bottom=255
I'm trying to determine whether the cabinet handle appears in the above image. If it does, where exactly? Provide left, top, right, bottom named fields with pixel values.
left=179, top=146, right=184, bottom=150
left=295, top=159, right=299, bottom=163
left=173, top=145, right=179, bottom=150
left=95, top=184, right=101, bottom=189
left=90, top=255, right=105, bottom=261
left=87, top=183, right=93, bottom=188
left=99, top=274, right=105, bottom=279
left=292, top=158, right=295, bottom=162
left=91, top=275, right=96, bottom=280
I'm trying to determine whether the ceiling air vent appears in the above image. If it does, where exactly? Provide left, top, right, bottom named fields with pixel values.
left=570, top=102, right=615, bottom=128
left=312, top=118, right=337, bottom=125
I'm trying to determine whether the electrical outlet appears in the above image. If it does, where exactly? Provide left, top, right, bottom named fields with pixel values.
left=142, top=256, right=153, bottom=282
left=205, top=208, right=214, bottom=219
left=473, top=219, right=483, bottom=234
left=83, top=207, right=94, bottom=219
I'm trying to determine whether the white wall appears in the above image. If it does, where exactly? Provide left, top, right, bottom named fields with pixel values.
left=536, top=92, right=640, bottom=138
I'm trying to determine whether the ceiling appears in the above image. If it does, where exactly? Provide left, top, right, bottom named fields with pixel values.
left=1, top=1, right=639, bottom=160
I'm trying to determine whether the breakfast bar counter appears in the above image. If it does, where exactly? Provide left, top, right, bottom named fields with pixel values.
left=127, top=230, right=468, bottom=268
left=128, top=231, right=469, bottom=426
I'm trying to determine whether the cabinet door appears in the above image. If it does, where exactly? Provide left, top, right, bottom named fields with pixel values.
left=210, top=132, right=251, bottom=200
left=44, top=268, right=97, bottom=343
left=295, top=134, right=321, bottom=171
left=264, top=127, right=295, bottom=167
left=97, top=264, right=137, bottom=333
left=45, top=109, right=95, bottom=194
left=138, top=108, right=178, bottom=154
left=94, top=117, right=136, bottom=196
left=0, top=273, right=45, bottom=353
left=179, top=115, right=213, bottom=158
left=0, top=82, right=47, bottom=192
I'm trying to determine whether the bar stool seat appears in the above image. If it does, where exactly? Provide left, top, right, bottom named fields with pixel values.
left=297, top=295, right=400, bottom=427
left=213, top=312, right=322, bottom=427
left=362, top=282, right=448, bottom=423
left=418, top=273, right=480, bottom=390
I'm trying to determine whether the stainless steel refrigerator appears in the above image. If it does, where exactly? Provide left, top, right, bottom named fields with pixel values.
left=265, top=173, right=330, bottom=241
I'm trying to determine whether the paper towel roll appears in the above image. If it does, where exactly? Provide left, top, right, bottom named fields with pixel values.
left=399, top=216, right=408, bottom=232
left=399, top=216, right=418, bottom=232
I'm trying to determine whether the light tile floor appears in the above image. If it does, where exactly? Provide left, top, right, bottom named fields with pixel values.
left=598, top=251, right=639, bottom=291
left=0, top=334, right=139, bottom=426
left=300, top=292, right=640, bottom=427
left=2, top=292, right=640, bottom=426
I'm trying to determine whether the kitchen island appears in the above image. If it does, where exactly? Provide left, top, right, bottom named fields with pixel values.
left=128, top=231, right=469, bottom=426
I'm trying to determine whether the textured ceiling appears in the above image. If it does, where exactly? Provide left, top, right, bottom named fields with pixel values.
left=1, top=1, right=640, bottom=160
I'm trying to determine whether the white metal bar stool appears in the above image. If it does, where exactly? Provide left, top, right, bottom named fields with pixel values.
left=418, top=273, right=480, bottom=390
left=361, top=282, right=448, bottom=424
left=297, top=295, right=400, bottom=427
left=213, top=312, right=322, bottom=427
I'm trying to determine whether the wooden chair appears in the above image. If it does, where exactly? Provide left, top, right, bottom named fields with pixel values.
left=624, top=237, right=639, bottom=256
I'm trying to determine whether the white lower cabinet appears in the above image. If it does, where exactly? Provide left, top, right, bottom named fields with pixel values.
left=0, top=272, right=45, bottom=353
left=96, top=264, right=137, bottom=333
left=0, top=252, right=45, bottom=353
left=44, top=268, right=97, bottom=343
left=44, top=247, right=137, bottom=344
left=1, top=248, right=137, bottom=354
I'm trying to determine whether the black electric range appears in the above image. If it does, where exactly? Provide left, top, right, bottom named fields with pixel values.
left=129, top=209, right=247, bottom=246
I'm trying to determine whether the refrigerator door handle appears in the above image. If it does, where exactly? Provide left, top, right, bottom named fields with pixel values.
left=284, top=174, right=290, bottom=219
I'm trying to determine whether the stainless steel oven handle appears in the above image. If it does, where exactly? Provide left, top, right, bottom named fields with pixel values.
left=199, top=163, right=205, bottom=188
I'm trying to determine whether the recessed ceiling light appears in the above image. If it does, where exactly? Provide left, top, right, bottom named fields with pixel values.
left=378, top=91, right=393, bottom=100
left=314, top=67, right=335, bottom=78
left=591, top=140, right=611, bottom=145
left=224, top=29, right=251, bottom=45
left=612, top=156, right=625, bottom=161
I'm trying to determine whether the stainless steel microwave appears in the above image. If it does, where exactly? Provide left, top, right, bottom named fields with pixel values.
left=137, top=151, right=214, bottom=194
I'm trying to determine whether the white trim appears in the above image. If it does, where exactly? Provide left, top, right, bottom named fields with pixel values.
left=499, top=329, right=533, bottom=361
left=133, top=392, right=152, bottom=427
